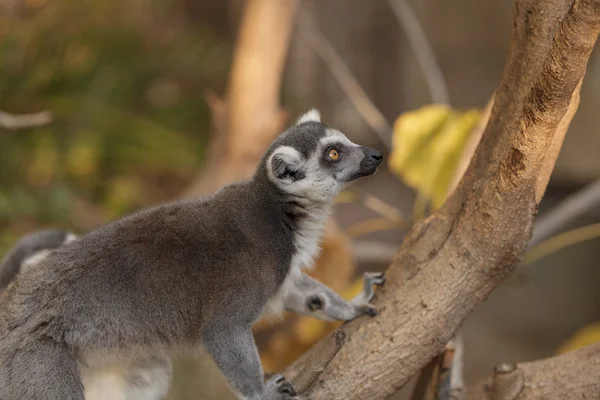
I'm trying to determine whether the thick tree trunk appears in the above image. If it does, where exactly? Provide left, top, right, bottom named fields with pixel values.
left=286, top=1, right=600, bottom=399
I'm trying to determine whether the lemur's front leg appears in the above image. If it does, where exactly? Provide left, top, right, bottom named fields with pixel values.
left=283, top=272, right=385, bottom=321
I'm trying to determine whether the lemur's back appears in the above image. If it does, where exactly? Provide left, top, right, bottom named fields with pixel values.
left=0, top=110, right=384, bottom=400
left=0, top=180, right=294, bottom=353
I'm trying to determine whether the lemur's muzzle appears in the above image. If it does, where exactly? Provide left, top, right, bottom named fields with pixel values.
left=358, top=147, right=383, bottom=177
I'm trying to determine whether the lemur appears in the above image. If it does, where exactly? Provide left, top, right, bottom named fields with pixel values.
left=0, top=110, right=384, bottom=400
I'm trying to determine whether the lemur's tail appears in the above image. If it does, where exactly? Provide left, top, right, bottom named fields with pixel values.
left=0, top=229, right=75, bottom=289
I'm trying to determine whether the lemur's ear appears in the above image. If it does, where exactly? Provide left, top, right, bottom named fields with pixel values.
left=296, top=109, right=321, bottom=125
left=270, top=147, right=305, bottom=182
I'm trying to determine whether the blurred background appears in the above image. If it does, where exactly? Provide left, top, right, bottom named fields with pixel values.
left=1, top=0, right=599, bottom=398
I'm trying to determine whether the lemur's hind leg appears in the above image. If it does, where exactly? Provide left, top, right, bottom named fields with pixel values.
left=283, top=272, right=385, bottom=321
left=0, top=338, right=84, bottom=400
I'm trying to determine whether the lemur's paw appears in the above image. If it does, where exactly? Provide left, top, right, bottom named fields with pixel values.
left=267, top=374, right=297, bottom=399
left=364, top=271, right=385, bottom=286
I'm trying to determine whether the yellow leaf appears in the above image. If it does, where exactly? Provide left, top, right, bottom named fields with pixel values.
left=556, top=322, right=600, bottom=354
left=389, top=105, right=481, bottom=209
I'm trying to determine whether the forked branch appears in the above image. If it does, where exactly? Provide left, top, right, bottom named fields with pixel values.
left=465, top=343, right=600, bottom=400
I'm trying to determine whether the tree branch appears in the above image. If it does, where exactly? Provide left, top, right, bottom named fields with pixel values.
left=465, top=343, right=600, bottom=400
left=0, top=110, right=52, bottom=130
left=529, top=178, right=600, bottom=248
left=385, top=0, right=450, bottom=105
left=296, top=8, right=392, bottom=149
left=289, top=1, right=600, bottom=398
left=182, top=0, right=297, bottom=197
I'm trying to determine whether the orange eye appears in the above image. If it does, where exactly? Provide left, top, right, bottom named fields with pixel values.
left=327, top=148, right=339, bottom=161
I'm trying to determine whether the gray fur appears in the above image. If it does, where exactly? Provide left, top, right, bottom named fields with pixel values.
left=283, top=272, right=385, bottom=321
left=0, top=230, right=171, bottom=400
left=0, top=110, right=383, bottom=400
left=0, top=229, right=72, bottom=288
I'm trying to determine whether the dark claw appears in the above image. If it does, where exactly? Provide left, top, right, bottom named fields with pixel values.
left=307, top=296, right=323, bottom=311
left=275, top=375, right=286, bottom=384
left=278, top=381, right=297, bottom=396
left=365, top=307, right=377, bottom=317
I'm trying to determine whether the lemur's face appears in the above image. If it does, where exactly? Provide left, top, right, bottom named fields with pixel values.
left=266, top=109, right=382, bottom=203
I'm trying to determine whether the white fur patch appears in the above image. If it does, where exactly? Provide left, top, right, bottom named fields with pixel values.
left=296, top=109, right=321, bottom=124
left=262, top=125, right=358, bottom=317
left=320, top=131, right=356, bottom=147
left=21, top=232, right=78, bottom=272
left=21, top=249, right=51, bottom=272
left=65, top=233, right=78, bottom=243
left=262, top=201, right=331, bottom=317
left=81, top=359, right=171, bottom=400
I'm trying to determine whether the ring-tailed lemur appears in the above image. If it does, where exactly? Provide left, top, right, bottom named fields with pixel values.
left=0, top=109, right=384, bottom=400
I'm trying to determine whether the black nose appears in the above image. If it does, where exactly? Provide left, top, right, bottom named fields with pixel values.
left=369, top=151, right=383, bottom=162
left=365, top=149, right=383, bottom=164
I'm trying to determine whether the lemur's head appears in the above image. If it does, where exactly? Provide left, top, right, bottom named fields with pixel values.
left=260, top=109, right=382, bottom=203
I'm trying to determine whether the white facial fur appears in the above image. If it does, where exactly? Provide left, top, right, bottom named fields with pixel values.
left=266, top=131, right=358, bottom=204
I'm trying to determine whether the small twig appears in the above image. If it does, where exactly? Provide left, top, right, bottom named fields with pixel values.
left=0, top=110, right=53, bottom=130
left=345, top=217, right=405, bottom=238
left=351, top=241, right=398, bottom=266
left=337, top=189, right=405, bottom=222
left=448, top=335, right=465, bottom=399
left=529, top=179, right=600, bottom=248
left=523, top=222, right=600, bottom=266
left=361, top=193, right=404, bottom=222
left=410, top=355, right=444, bottom=400
left=411, top=336, right=465, bottom=400
left=386, top=0, right=449, bottom=105
left=297, top=8, right=392, bottom=149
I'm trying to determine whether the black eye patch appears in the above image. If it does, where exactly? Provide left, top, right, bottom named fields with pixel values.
left=322, top=142, right=347, bottom=156
left=320, top=142, right=347, bottom=168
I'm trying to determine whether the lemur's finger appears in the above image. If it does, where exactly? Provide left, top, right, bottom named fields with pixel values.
left=365, top=271, right=385, bottom=286
left=359, top=303, right=377, bottom=317
left=267, top=374, right=297, bottom=397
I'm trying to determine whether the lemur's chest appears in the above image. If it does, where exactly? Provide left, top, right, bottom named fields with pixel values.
left=262, top=208, right=329, bottom=317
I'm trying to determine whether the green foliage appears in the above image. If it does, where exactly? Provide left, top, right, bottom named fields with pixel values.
left=0, top=0, right=231, bottom=248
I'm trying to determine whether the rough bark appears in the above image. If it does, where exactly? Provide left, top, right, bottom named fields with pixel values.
left=465, top=343, right=600, bottom=400
left=287, top=1, right=600, bottom=399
